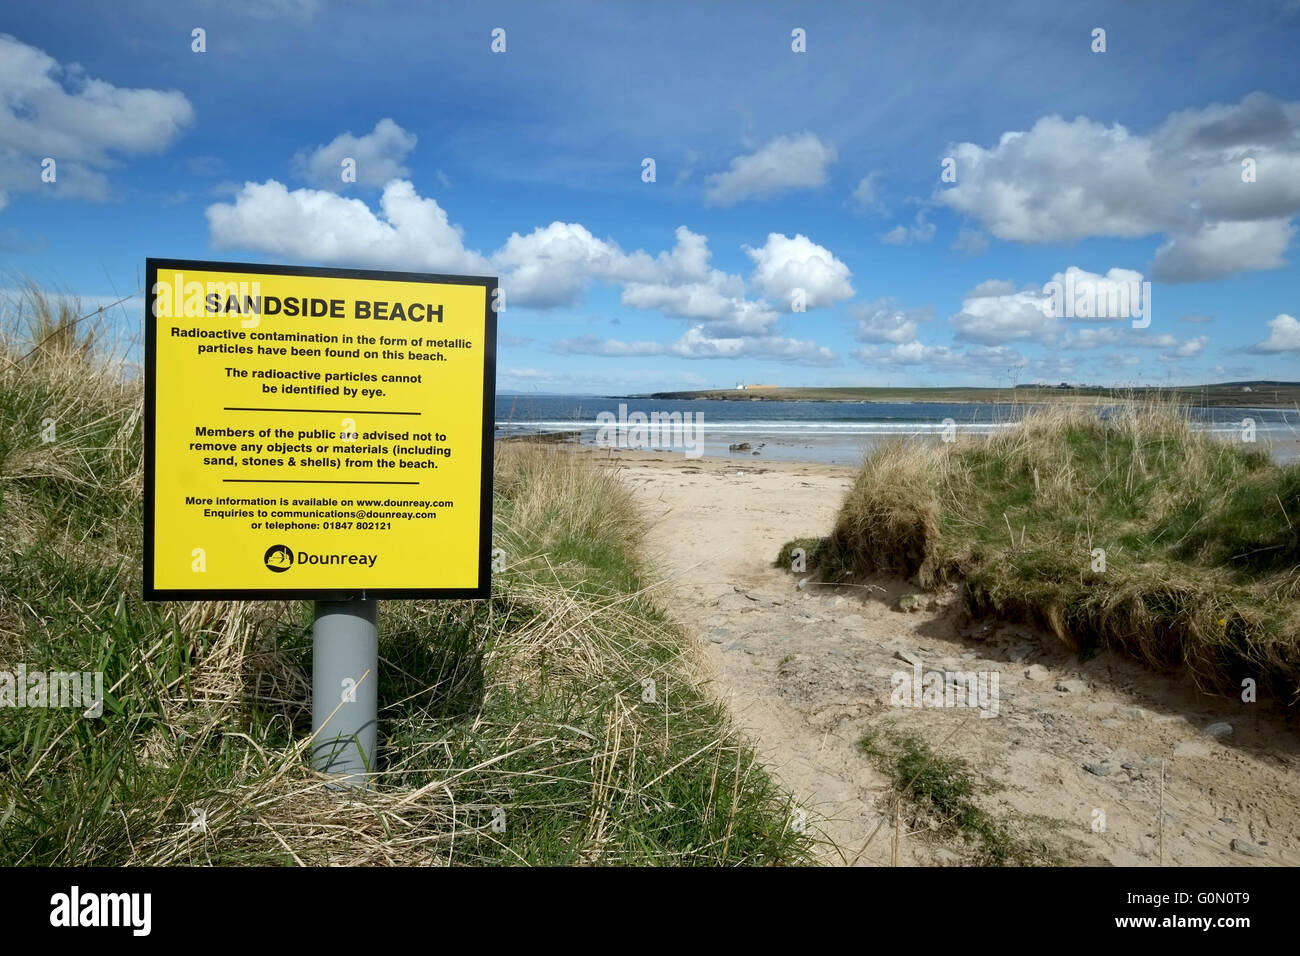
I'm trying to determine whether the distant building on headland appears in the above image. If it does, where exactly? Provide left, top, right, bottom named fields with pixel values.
left=734, top=382, right=779, bottom=390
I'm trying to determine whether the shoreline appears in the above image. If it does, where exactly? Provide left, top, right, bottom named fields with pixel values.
left=623, top=384, right=1300, bottom=409
left=504, top=430, right=1300, bottom=468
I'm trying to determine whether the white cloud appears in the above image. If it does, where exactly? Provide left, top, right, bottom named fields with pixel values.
left=292, top=119, right=417, bottom=189
left=1061, top=328, right=1199, bottom=351
left=1043, top=266, right=1149, bottom=322
left=206, top=179, right=492, bottom=275
left=1149, top=219, right=1294, bottom=282
left=1249, top=313, right=1300, bottom=353
left=744, top=232, right=854, bottom=309
left=206, top=181, right=781, bottom=333
left=705, top=132, right=836, bottom=206
left=881, top=210, right=935, bottom=246
left=492, top=221, right=660, bottom=308
left=852, top=341, right=956, bottom=366
left=0, top=34, right=193, bottom=207
left=1162, top=335, right=1209, bottom=359
left=852, top=171, right=882, bottom=209
left=554, top=326, right=838, bottom=365
left=491, top=223, right=777, bottom=333
left=934, top=93, right=1300, bottom=280
left=851, top=341, right=1024, bottom=371
left=949, top=282, right=1058, bottom=345
left=619, top=277, right=779, bottom=336
left=850, top=299, right=932, bottom=344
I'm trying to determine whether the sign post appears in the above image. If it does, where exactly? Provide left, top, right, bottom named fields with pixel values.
left=143, top=259, right=497, bottom=789
left=311, top=598, right=378, bottom=785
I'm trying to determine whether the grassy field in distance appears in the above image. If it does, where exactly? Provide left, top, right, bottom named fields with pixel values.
left=641, top=383, right=1300, bottom=407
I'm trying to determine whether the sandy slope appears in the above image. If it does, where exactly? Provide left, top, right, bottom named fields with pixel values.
left=588, top=448, right=1300, bottom=867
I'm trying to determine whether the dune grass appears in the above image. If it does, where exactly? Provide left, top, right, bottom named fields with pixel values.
left=785, top=402, right=1300, bottom=703
left=0, top=288, right=813, bottom=866
left=857, top=723, right=1057, bottom=866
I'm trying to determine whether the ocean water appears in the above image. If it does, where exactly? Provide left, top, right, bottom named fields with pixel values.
left=494, top=394, right=1300, bottom=466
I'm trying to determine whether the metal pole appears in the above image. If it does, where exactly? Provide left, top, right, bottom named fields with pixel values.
left=311, top=599, right=379, bottom=788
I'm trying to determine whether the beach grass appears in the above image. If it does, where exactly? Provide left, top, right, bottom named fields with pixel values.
left=857, top=723, right=1057, bottom=865
left=783, top=401, right=1300, bottom=703
left=0, top=287, right=814, bottom=866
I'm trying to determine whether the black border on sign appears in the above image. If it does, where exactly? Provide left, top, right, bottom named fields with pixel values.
left=143, top=258, right=497, bottom=602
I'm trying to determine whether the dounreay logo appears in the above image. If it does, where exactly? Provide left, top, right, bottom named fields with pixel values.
left=263, top=544, right=377, bottom=570
left=50, top=886, right=151, bottom=936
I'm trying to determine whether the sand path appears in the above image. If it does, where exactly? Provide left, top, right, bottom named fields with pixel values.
left=595, top=449, right=1300, bottom=867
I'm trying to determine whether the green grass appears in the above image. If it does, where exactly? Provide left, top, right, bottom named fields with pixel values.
left=785, top=402, right=1300, bottom=703
left=858, top=724, right=1057, bottom=865
left=0, top=288, right=815, bottom=866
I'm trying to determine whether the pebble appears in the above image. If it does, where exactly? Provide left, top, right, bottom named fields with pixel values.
left=709, top=628, right=728, bottom=644
left=1205, top=721, right=1233, bottom=738
left=1056, top=679, right=1089, bottom=694
left=1083, top=763, right=1111, bottom=776
left=1230, top=838, right=1267, bottom=858
left=1008, top=644, right=1035, bottom=662
left=1025, top=664, right=1050, bottom=681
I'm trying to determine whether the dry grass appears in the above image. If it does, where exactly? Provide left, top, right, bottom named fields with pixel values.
left=0, top=286, right=812, bottom=866
left=812, top=399, right=1300, bottom=703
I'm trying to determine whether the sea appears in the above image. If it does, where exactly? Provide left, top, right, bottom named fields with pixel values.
left=494, top=394, right=1300, bottom=466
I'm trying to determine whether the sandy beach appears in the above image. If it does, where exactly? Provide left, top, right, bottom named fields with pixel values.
left=582, top=447, right=1300, bottom=866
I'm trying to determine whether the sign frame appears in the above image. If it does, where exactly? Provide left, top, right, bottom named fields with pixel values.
left=142, top=257, right=497, bottom=602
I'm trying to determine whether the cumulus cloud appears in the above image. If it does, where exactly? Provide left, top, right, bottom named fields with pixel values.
left=1061, top=328, right=1207, bottom=356
left=554, top=326, right=838, bottom=366
left=949, top=281, right=1058, bottom=345
left=934, top=93, right=1300, bottom=280
left=206, top=179, right=492, bottom=275
left=1042, top=266, right=1149, bottom=322
left=705, top=133, right=836, bottom=206
left=207, top=178, right=783, bottom=333
left=744, top=232, right=854, bottom=309
left=0, top=34, right=193, bottom=207
left=852, top=341, right=1024, bottom=371
left=850, top=299, right=932, bottom=344
left=1149, top=218, right=1294, bottom=282
left=1249, top=313, right=1300, bottom=352
left=619, top=278, right=780, bottom=336
left=1162, top=335, right=1209, bottom=359
left=492, top=221, right=665, bottom=308
left=292, top=118, right=417, bottom=189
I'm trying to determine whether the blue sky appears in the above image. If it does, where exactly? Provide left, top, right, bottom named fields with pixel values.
left=2, top=0, right=1299, bottom=392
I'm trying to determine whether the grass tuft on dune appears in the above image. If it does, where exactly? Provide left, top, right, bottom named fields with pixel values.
left=787, top=402, right=1300, bottom=703
left=0, top=286, right=813, bottom=866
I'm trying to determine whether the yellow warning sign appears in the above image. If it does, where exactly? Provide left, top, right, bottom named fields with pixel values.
left=144, top=259, right=496, bottom=600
